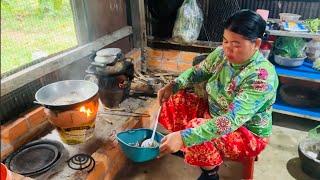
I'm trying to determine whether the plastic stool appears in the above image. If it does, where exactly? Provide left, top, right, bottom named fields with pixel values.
left=241, top=156, right=258, bottom=180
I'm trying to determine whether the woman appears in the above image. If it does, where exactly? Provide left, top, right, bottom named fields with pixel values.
left=158, top=9, right=278, bottom=180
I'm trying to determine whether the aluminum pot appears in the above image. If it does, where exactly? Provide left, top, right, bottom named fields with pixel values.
left=35, top=80, right=99, bottom=110
left=298, top=138, right=320, bottom=179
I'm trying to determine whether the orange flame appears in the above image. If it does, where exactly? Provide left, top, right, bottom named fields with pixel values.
left=79, top=106, right=92, bottom=117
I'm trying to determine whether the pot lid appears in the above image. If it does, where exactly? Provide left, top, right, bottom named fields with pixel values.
left=96, top=48, right=121, bottom=57
left=280, top=85, right=320, bottom=108
left=94, top=48, right=123, bottom=65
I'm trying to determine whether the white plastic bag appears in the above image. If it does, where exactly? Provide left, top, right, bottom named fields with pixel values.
left=306, top=39, right=320, bottom=61
left=172, top=0, right=203, bottom=44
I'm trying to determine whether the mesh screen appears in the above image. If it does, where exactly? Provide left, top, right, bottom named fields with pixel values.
left=198, top=0, right=240, bottom=42
left=145, top=0, right=240, bottom=42
left=1, top=0, right=78, bottom=76
left=145, top=0, right=320, bottom=42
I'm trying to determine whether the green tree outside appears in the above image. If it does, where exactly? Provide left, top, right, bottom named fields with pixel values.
left=1, top=0, right=77, bottom=74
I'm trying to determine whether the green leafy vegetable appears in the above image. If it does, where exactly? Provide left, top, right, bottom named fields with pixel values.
left=274, top=37, right=306, bottom=58
left=313, top=58, right=320, bottom=71
left=305, top=18, right=320, bottom=33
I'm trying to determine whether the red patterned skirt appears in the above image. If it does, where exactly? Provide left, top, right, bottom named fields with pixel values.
left=159, top=91, right=269, bottom=167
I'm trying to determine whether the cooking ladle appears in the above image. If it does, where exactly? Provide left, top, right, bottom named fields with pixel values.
left=141, top=106, right=162, bottom=148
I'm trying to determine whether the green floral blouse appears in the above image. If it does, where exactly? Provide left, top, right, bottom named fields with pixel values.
left=173, top=47, right=279, bottom=147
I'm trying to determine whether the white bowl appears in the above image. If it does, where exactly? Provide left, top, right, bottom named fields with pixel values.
left=96, top=48, right=121, bottom=57
left=279, top=13, right=301, bottom=22
left=274, top=55, right=306, bottom=67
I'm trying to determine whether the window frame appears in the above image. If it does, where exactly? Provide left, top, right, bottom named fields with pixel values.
left=1, top=0, right=133, bottom=96
left=1, top=26, right=132, bottom=96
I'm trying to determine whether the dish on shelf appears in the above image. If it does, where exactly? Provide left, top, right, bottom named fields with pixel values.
left=274, top=54, right=306, bottom=67
left=282, top=22, right=308, bottom=32
left=279, top=13, right=301, bottom=22
left=279, top=84, right=320, bottom=108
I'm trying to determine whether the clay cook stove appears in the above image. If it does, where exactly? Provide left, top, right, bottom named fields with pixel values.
left=45, top=95, right=99, bottom=145
left=85, top=48, right=134, bottom=108
left=35, top=80, right=100, bottom=145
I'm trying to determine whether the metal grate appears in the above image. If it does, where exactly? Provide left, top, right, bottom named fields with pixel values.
left=198, top=0, right=240, bottom=42
left=237, top=0, right=320, bottom=19
left=145, top=0, right=240, bottom=42
left=145, top=0, right=320, bottom=42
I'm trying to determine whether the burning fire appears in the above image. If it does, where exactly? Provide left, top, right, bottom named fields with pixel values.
left=79, top=106, right=93, bottom=117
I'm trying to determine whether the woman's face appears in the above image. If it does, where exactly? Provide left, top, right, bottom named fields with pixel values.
left=222, top=29, right=261, bottom=64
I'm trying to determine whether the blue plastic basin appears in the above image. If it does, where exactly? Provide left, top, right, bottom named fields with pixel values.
left=116, top=128, right=164, bottom=162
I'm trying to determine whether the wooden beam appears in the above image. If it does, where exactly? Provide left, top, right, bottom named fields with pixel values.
left=147, top=36, right=221, bottom=53
left=1, top=26, right=133, bottom=96
left=129, top=0, right=147, bottom=72
left=130, top=0, right=147, bottom=48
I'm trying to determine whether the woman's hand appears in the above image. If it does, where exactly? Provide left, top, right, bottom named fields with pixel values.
left=157, top=82, right=174, bottom=105
left=159, top=131, right=184, bottom=157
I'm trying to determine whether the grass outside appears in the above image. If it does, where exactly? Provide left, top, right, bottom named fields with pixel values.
left=1, top=0, right=77, bottom=74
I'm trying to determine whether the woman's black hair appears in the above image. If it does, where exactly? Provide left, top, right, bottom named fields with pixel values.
left=224, top=9, right=266, bottom=40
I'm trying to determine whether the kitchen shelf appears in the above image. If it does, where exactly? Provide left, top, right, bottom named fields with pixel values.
left=273, top=98, right=320, bottom=121
left=266, top=30, right=320, bottom=39
left=266, top=24, right=320, bottom=121
left=274, top=60, right=320, bottom=83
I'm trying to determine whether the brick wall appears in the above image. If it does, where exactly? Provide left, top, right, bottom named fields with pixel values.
left=145, top=47, right=199, bottom=73
left=0, top=107, right=52, bottom=161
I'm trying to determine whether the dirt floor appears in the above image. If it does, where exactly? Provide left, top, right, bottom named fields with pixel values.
left=116, top=113, right=319, bottom=180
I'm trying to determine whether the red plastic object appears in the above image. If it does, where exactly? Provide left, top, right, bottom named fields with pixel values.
left=241, top=156, right=257, bottom=180
left=1, top=163, right=12, bottom=180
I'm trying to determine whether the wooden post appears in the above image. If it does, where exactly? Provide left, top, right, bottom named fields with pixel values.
left=70, top=0, right=92, bottom=45
left=129, top=0, right=147, bottom=72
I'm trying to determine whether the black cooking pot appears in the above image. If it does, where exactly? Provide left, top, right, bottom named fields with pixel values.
left=279, top=85, right=320, bottom=108
left=298, top=138, right=320, bottom=179
left=34, top=80, right=99, bottom=110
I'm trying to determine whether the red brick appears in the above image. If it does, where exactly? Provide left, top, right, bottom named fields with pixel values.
left=163, top=60, right=178, bottom=72
left=88, top=153, right=108, bottom=180
left=178, top=62, right=192, bottom=72
left=1, top=140, right=14, bottom=161
left=9, top=121, right=52, bottom=154
left=126, top=48, right=141, bottom=61
left=180, top=51, right=198, bottom=64
left=25, top=107, right=48, bottom=129
left=147, top=59, right=162, bottom=69
left=163, top=50, right=180, bottom=61
left=146, top=48, right=163, bottom=60
left=1, top=117, right=29, bottom=144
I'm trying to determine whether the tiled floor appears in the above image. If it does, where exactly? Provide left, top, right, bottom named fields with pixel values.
left=116, top=113, right=319, bottom=180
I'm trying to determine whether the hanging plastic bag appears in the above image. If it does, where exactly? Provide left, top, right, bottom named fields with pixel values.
left=172, top=0, right=203, bottom=44
left=306, top=39, right=320, bottom=61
